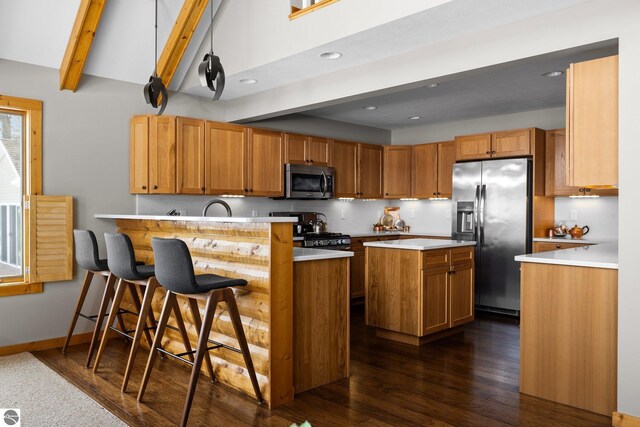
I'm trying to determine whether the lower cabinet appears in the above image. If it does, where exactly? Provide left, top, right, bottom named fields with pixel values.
left=350, top=251, right=365, bottom=298
left=532, top=241, right=591, bottom=253
left=422, top=266, right=450, bottom=335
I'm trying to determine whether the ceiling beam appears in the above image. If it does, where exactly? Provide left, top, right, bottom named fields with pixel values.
left=157, top=0, right=209, bottom=89
left=59, top=0, right=107, bottom=92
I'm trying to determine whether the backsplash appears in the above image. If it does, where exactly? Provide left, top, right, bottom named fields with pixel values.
left=554, top=196, right=618, bottom=242
left=137, top=195, right=453, bottom=235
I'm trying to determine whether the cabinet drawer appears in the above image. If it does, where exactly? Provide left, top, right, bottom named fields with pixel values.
left=423, top=250, right=450, bottom=269
left=451, top=246, right=474, bottom=265
left=533, top=242, right=590, bottom=253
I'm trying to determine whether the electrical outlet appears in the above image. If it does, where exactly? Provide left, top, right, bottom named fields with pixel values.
left=570, top=210, right=578, bottom=221
left=410, top=209, right=416, bottom=219
left=340, top=207, right=346, bottom=219
left=178, top=210, right=187, bottom=216
left=251, top=210, right=258, bottom=217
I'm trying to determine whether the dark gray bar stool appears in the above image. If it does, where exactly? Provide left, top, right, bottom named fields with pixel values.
left=138, top=237, right=263, bottom=427
left=93, top=233, right=194, bottom=393
left=63, top=230, right=128, bottom=367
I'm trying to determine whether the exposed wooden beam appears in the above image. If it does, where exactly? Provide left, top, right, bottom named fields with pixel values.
left=157, top=0, right=209, bottom=89
left=59, top=0, right=107, bottom=92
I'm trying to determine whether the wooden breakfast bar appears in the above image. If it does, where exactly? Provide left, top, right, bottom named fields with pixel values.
left=96, top=214, right=296, bottom=408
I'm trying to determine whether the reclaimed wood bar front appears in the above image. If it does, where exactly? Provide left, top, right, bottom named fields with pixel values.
left=97, top=215, right=295, bottom=408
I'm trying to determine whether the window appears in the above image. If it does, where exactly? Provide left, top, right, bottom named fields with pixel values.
left=0, top=95, right=42, bottom=296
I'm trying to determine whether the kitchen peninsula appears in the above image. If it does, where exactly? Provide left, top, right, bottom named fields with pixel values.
left=364, top=238, right=476, bottom=345
left=515, top=244, right=618, bottom=416
left=96, top=214, right=353, bottom=407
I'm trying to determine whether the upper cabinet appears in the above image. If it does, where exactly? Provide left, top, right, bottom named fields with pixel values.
left=545, top=129, right=618, bottom=197
left=410, top=141, right=455, bottom=199
left=358, top=143, right=384, bottom=199
left=455, top=129, right=532, bottom=161
left=205, top=122, right=248, bottom=196
left=130, top=115, right=176, bottom=194
left=285, top=133, right=332, bottom=166
left=383, top=146, right=412, bottom=198
left=247, top=128, right=285, bottom=197
left=566, top=55, right=618, bottom=187
left=332, top=140, right=358, bottom=198
left=176, top=117, right=205, bottom=194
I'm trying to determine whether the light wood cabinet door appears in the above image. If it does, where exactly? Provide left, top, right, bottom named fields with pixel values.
left=449, top=262, right=474, bottom=327
left=567, top=55, right=618, bottom=187
left=455, top=133, right=491, bottom=161
left=411, top=143, right=438, bottom=199
left=422, top=266, right=449, bottom=336
left=533, top=242, right=590, bottom=253
left=358, top=143, right=383, bottom=199
left=130, top=116, right=149, bottom=194
left=383, top=146, right=411, bottom=198
left=148, top=116, right=176, bottom=194
left=308, top=136, right=331, bottom=166
left=437, top=141, right=455, bottom=198
left=247, top=128, right=284, bottom=197
left=284, top=133, right=307, bottom=165
left=205, top=121, right=248, bottom=196
left=176, top=117, right=204, bottom=194
left=491, top=129, right=531, bottom=158
left=350, top=251, right=365, bottom=298
left=332, top=140, right=358, bottom=198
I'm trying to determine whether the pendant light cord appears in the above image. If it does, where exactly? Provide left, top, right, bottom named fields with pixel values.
left=154, top=0, right=158, bottom=76
left=209, top=0, right=213, bottom=52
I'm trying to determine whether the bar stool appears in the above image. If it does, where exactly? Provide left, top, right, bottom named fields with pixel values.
left=93, top=233, right=194, bottom=393
left=138, top=237, right=264, bottom=427
left=63, top=230, right=128, bottom=367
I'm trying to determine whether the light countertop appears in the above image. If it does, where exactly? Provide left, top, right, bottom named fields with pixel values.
left=348, top=230, right=451, bottom=238
left=515, top=243, right=618, bottom=269
left=95, top=214, right=297, bottom=223
left=533, top=237, right=599, bottom=244
left=364, top=238, right=475, bottom=251
left=293, top=247, right=354, bottom=262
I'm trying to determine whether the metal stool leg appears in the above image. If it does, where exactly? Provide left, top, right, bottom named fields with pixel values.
left=94, top=278, right=127, bottom=372
left=62, top=271, right=94, bottom=353
left=181, top=292, right=219, bottom=427
left=137, top=291, right=175, bottom=402
left=122, top=278, right=159, bottom=392
left=224, top=288, right=264, bottom=403
left=85, top=273, right=116, bottom=367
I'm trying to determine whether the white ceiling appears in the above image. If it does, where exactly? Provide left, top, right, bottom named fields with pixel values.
left=296, top=41, right=618, bottom=130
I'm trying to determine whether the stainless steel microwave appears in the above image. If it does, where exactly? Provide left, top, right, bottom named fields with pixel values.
left=284, top=164, right=334, bottom=199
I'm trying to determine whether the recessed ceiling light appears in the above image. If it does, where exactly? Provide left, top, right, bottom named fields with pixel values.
left=320, top=51, right=342, bottom=60
left=239, top=78, right=257, bottom=84
left=363, top=106, right=378, bottom=110
left=542, top=71, right=564, bottom=77
left=427, top=83, right=439, bottom=88
left=408, top=116, right=422, bottom=120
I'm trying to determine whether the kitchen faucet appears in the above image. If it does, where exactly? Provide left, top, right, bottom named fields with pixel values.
left=202, top=199, right=233, bottom=217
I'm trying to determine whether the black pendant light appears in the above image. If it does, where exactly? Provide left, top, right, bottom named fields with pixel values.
left=198, top=0, right=225, bottom=100
left=144, top=0, right=168, bottom=115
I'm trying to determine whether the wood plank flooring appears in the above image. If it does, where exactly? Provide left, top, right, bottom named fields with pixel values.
left=34, top=307, right=610, bottom=426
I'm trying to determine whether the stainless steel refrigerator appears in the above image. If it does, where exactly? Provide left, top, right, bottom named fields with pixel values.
left=451, top=158, right=532, bottom=315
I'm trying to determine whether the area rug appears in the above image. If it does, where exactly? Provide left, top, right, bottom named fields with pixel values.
left=0, top=352, right=126, bottom=426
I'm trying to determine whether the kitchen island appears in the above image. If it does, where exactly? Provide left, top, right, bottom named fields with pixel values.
left=96, top=214, right=355, bottom=407
left=364, top=238, right=476, bottom=345
left=515, top=244, right=618, bottom=416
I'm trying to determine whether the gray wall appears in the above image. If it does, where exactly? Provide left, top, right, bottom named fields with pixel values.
left=0, top=59, right=225, bottom=346
left=391, top=106, right=566, bottom=145
left=246, top=113, right=390, bottom=144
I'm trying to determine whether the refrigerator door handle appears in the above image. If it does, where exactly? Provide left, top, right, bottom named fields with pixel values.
left=479, top=184, right=487, bottom=246
left=473, top=185, right=480, bottom=242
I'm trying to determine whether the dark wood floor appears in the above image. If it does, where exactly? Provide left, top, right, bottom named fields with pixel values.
left=34, top=306, right=610, bottom=426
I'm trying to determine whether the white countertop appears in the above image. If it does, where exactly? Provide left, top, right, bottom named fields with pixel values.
left=533, top=237, right=599, bottom=244
left=348, top=230, right=451, bottom=238
left=515, top=243, right=618, bottom=269
left=364, top=238, right=476, bottom=251
left=293, top=247, right=354, bottom=262
left=95, top=214, right=297, bottom=223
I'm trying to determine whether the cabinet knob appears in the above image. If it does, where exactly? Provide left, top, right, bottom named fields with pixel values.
left=555, top=244, right=561, bottom=249
left=244, top=188, right=249, bottom=192
left=485, top=151, right=491, bottom=155
left=201, top=187, right=205, bottom=192
left=385, top=193, right=389, bottom=196
left=142, top=185, right=147, bottom=190
left=152, top=185, right=158, bottom=190
left=433, top=192, right=437, bottom=195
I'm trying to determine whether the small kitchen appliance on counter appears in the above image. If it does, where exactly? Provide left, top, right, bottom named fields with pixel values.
left=270, top=211, right=351, bottom=250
